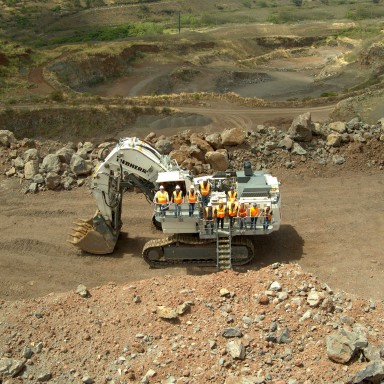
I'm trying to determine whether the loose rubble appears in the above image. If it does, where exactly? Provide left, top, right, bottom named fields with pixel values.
left=0, top=264, right=383, bottom=383
left=0, top=113, right=383, bottom=194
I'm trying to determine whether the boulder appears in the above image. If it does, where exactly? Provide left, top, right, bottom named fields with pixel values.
left=33, top=174, right=45, bottom=184
left=144, top=132, right=156, bottom=142
left=156, top=306, right=178, bottom=319
left=77, top=148, right=89, bottom=160
left=205, top=150, right=229, bottom=171
left=0, top=357, right=26, bottom=377
left=328, top=121, right=346, bottom=134
left=332, top=155, right=345, bottom=165
left=326, top=328, right=368, bottom=364
left=5, top=167, right=16, bottom=177
left=42, top=154, right=62, bottom=174
left=82, top=141, right=94, bottom=152
left=56, top=147, right=75, bottom=164
left=0, top=130, right=16, bottom=147
left=350, top=361, right=384, bottom=383
left=278, top=136, right=293, bottom=150
left=24, top=160, right=39, bottom=180
left=45, top=172, right=61, bottom=190
left=70, top=154, right=92, bottom=176
left=288, top=112, right=313, bottom=142
left=24, top=148, right=39, bottom=162
left=205, top=133, right=222, bottom=149
left=221, top=128, right=246, bottom=146
left=291, top=143, right=307, bottom=156
left=20, top=138, right=36, bottom=148
left=226, top=340, right=246, bottom=360
left=170, top=149, right=188, bottom=165
left=189, top=145, right=205, bottom=162
left=346, top=117, right=361, bottom=131
left=13, top=157, right=25, bottom=170
left=327, top=133, right=342, bottom=147
left=190, top=135, right=214, bottom=153
left=155, top=139, right=173, bottom=155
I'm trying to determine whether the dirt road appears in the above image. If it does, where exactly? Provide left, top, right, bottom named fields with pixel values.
left=1, top=169, right=383, bottom=302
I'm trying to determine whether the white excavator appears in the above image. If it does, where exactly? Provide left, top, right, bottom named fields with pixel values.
left=68, top=137, right=282, bottom=269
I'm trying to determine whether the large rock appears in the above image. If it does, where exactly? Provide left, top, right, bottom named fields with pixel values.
left=155, top=139, right=173, bottom=155
left=327, top=133, right=342, bottom=147
left=189, top=145, right=205, bottom=162
left=278, top=136, right=293, bottom=150
left=205, top=133, right=222, bottom=149
left=349, top=361, right=384, bottom=384
left=288, top=112, right=313, bottom=142
left=56, top=147, right=75, bottom=164
left=0, top=357, right=26, bottom=377
left=221, top=128, right=246, bottom=146
left=190, top=135, right=213, bottom=153
left=70, top=154, right=92, bottom=176
left=24, top=160, right=39, bottom=180
left=12, top=157, right=25, bottom=170
left=156, top=306, right=178, bottom=319
left=0, top=130, right=16, bottom=147
left=226, top=340, right=246, bottom=360
left=328, top=121, right=346, bottom=134
left=42, top=154, right=62, bottom=174
left=24, top=148, right=40, bottom=162
left=170, top=149, right=188, bottom=165
left=326, top=328, right=368, bottom=364
left=205, top=150, right=229, bottom=171
left=45, top=172, right=61, bottom=190
left=291, top=142, right=307, bottom=155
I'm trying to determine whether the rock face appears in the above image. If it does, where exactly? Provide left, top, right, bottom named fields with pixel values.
left=221, top=128, right=246, bottom=146
left=350, top=360, right=384, bottom=384
left=288, top=112, right=313, bottom=142
left=205, top=150, right=229, bottom=171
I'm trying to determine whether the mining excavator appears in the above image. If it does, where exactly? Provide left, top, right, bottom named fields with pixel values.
left=68, top=137, right=281, bottom=269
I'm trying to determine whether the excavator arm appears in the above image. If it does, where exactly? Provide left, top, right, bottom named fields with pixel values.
left=68, top=137, right=182, bottom=254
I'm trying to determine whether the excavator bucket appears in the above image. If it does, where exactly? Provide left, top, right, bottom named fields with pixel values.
left=68, top=211, right=120, bottom=255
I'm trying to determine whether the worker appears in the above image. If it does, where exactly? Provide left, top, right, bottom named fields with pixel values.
left=249, top=202, right=259, bottom=230
left=263, top=206, right=273, bottom=231
left=187, top=185, right=199, bottom=217
left=153, top=185, right=170, bottom=216
left=204, top=203, right=214, bottom=234
left=237, top=201, right=248, bottom=230
left=199, top=179, right=211, bottom=207
left=227, top=186, right=237, bottom=203
left=172, top=185, right=184, bottom=217
left=215, top=200, right=226, bottom=230
left=227, top=201, right=238, bottom=228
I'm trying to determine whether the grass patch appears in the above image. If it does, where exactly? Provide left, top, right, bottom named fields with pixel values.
left=35, top=22, right=165, bottom=46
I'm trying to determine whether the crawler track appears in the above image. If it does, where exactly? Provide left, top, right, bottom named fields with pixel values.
left=142, top=234, right=254, bottom=268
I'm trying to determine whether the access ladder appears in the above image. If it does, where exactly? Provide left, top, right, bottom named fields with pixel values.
left=216, top=229, right=232, bottom=270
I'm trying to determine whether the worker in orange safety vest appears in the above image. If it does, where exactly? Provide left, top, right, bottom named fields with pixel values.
left=154, top=185, right=170, bottom=216
left=249, top=202, right=260, bottom=230
left=214, top=200, right=226, bottom=229
left=227, top=186, right=237, bottom=203
left=263, top=206, right=273, bottom=231
left=227, top=201, right=238, bottom=228
left=187, top=185, right=199, bottom=217
left=199, top=179, right=211, bottom=207
left=237, top=201, right=248, bottom=230
left=172, top=185, right=184, bottom=217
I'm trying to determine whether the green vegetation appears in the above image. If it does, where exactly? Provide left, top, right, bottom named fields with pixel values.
left=44, top=22, right=165, bottom=45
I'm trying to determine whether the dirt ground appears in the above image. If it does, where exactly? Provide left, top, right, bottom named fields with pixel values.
left=1, top=167, right=383, bottom=302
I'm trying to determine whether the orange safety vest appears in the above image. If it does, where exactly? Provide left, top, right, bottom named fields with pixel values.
left=228, top=191, right=237, bottom=202
left=200, top=182, right=211, bottom=196
left=173, top=190, right=183, bottom=204
left=250, top=206, right=259, bottom=217
left=238, top=205, right=247, bottom=217
left=155, top=191, right=168, bottom=204
left=228, top=205, right=238, bottom=217
left=188, top=191, right=198, bottom=203
left=265, top=210, right=273, bottom=221
left=215, top=205, right=226, bottom=219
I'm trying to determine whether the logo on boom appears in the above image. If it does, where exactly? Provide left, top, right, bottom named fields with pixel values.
left=119, top=159, right=148, bottom=174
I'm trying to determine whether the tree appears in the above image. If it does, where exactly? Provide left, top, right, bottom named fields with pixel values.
left=292, top=0, right=303, bottom=6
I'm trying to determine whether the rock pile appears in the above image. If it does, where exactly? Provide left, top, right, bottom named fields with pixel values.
left=1, top=113, right=383, bottom=193
left=0, top=264, right=383, bottom=383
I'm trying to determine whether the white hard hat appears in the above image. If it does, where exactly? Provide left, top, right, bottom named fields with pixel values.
left=190, top=185, right=194, bottom=189
left=176, top=185, right=180, bottom=189
left=160, top=185, right=164, bottom=189
left=208, top=203, right=212, bottom=207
